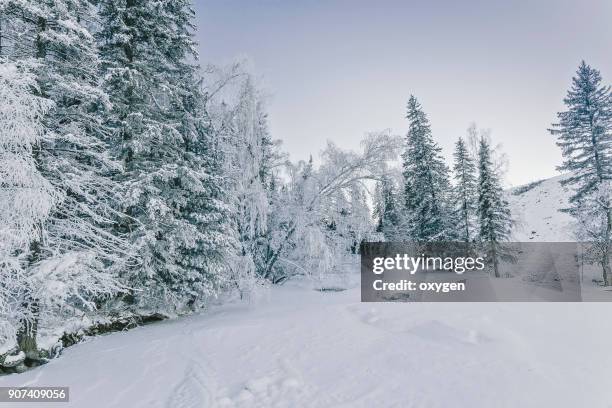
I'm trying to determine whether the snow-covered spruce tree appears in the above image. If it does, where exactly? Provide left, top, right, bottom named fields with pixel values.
left=374, top=175, right=402, bottom=241
left=477, top=137, right=513, bottom=278
left=167, top=69, right=236, bottom=309
left=402, top=95, right=452, bottom=242
left=98, top=0, right=234, bottom=312
left=550, top=61, right=612, bottom=286
left=1, top=1, right=129, bottom=363
left=451, top=137, right=478, bottom=243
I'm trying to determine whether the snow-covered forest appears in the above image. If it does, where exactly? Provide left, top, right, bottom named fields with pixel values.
left=1, top=1, right=612, bottom=405
left=0, top=0, right=401, bottom=372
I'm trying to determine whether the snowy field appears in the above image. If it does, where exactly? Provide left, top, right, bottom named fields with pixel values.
left=1, top=279, right=611, bottom=408
left=2, top=175, right=612, bottom=407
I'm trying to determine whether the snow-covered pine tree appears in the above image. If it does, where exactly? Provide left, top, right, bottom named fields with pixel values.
left=550, top=61, right=612, bottom=286
left=98, top=0, right=235, bottom=312
left=477, top=137, right=513, bottom=278
left=402, top=95, right=452, bottom=242
left=451, top=137, right=478, bottom=243
left=169, top=68, right=237, bottom=309
left=0, top=0, right=129, bottom=362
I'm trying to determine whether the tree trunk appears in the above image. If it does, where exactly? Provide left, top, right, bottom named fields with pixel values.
left=16, top=299, right=40, bottom=364
left=19, top=237, right=41, bottom=363
left=0, top=16, right=3, bottom=58
left=19, top=233, right=43, bottom=364
left=18, top=16, right=48, bottom=364
left=601, top=253, right=612, bottom=286
left=36, top=17, right=47, bottom=59
left=491, top=241, right=500, bottom=278
left=603, top=207, right=612, bottom=286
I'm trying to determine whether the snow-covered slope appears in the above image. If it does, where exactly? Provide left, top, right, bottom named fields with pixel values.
left=508, top=174, right=575, bottom=241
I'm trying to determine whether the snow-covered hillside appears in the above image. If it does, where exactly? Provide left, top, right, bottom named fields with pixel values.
left=509, top=174, right=575, bottom=241
left=2, top=174, right=612, bottom=408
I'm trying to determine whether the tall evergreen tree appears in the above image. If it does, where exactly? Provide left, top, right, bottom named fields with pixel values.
left=402, top=95, right=452, bottom=241
left=451, top=137, right=478, bottom=243
left=0, top=0, right=129, bottom=362
left=477, top=137, right=513, bottom=277
left=550, top=61, right=612, bottom=285
left=98, top=0, right=234, bottom=312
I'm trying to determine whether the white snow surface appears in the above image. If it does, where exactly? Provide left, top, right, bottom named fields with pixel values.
left=508, top=174, right=575, bottom=241
left=1, top=280, right=612, bottom=407
left=2, top=351, right=25, bottom=367
left=2, top=174, right=612, bottom=407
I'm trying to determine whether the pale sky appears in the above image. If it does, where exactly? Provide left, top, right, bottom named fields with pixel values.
left=194, top=0, right=612, bottom=186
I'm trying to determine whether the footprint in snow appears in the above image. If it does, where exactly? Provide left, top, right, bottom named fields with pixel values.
left=166, top=362, right=214, bottom=408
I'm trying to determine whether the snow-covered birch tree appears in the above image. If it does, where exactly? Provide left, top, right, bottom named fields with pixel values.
left=0, top=60, right=56, bottom=364
left=221, top=75, right=281, bottom=292
left=265, top=132, right=400, bottom=282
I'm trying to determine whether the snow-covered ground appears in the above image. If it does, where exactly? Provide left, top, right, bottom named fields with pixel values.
left=1, top=280, right=611, bottom=408
left=2, top=174, right=612, bottom=407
